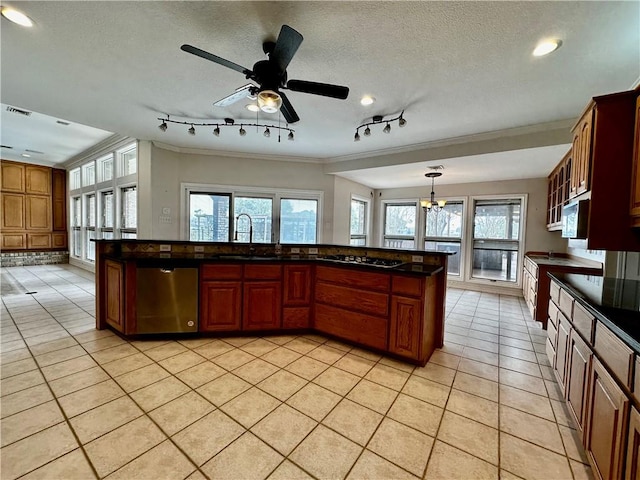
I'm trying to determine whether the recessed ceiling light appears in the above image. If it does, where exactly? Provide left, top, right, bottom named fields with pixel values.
left=245, top=104, right=260, bottom=112
left=21, top=153, right=31, bottom=158
left=1, top=7, right=33, bottom=27
left=360, top=96, right=375, bottom=106
left=533, top=39, right=562, bottom=57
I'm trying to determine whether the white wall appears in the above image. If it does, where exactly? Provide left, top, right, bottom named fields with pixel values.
left=332, top=176, right=374, bottom=244
left=143, top=144, right=337, bottom=241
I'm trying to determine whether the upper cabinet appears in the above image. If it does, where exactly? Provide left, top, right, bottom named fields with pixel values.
left=547, top=149, right=572, bottom=231
left=1, top=162, right=25, bottom=192
left=629, top=95, right=640, bottom=225
left=25, top=165, right=51, bottom=195
left=570, top=109, right=594, bottom=198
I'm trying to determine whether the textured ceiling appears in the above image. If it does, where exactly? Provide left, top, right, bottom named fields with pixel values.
left=0, top=1, right=638, bottom=187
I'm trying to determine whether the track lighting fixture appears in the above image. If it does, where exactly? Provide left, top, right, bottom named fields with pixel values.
left=156, top=115, right=295, bottom=142
left=354, top=110, right=406, bottom=141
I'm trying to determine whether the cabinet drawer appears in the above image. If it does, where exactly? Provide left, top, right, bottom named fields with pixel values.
left=316, top=265, right=390, bottom=292
left=572, top=302, right=595, bottom=345
left=559, top=288, right=574, bottom=319
left=594, top=321, right=634, bottom=389
left=391, top=275, right=423, bottom=297
left=550, top=281, right=561, bottom=304
left=315, top=282, right=389, bottom=317
left=547, top=320, right=558, bottom=349
left=201, top=264, right=242, bottom=280
left=548, top=299, right=560, bottom=328
left=282, top=307, right=310, bottom=329
left=244, top=264, right=282, bottom=280
left=314, top=303, right=387, bottom=350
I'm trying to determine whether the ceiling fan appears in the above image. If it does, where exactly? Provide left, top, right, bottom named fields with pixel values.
left=180, top=25, right=349, bottom=124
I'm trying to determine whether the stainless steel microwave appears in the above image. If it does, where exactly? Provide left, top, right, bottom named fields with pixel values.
left=562, top=199, right=589, bottom=239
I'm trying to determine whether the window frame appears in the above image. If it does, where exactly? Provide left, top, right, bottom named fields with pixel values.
left=423, top=198, right=465, bottom=277
left=381, top=200, right=419, bottom=249
left=349, top=195, right=370, bottom=246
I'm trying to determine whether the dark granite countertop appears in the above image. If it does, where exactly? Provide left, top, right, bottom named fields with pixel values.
left=106, top=253, right=444, bottom=277
left=548, top=272, right=640, bottom=353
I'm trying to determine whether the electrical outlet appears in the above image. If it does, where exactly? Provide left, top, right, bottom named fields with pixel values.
left=159, top=244, right=171, bottom=252
left=162, top=207, right=171, bottom=215
left=411, top=255, right=423, bottom=263
left=290, top=247, right=300, bottom=254
left=194, top=245, right=205, bottom=253
left=308, top=247, right=319, bottom=255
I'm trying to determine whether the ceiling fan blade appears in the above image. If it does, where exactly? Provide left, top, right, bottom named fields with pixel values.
left=286, top=80, right=349, bottom=99
left=271, top=25, right=303, bottom=74
left=213, top=84, right=256, bottom=107
left=279, top=91, right=300, bottom=124
left=181, top=44, right=253, bottom=77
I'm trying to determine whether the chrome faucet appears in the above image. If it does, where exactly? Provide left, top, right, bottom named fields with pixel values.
left=234, top=213, right=253, bottom=244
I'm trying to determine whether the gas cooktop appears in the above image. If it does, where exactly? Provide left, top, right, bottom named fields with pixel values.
left=319, top=255, right=405, bottom=269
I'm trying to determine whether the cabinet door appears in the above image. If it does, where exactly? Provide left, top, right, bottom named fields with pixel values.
left=585, top=358, right=630, bottom=480
left=25, top=165, right=51, bottom=195
left=570, top=110, right=593, bottom=198
left=1, top=162, right=25, bottom=192
left=200, top=281, right=242, bottom=331
left=630, top=95, right=640, bottom=222
left=52, top=169, right=67, bottom=231
left=283, top=264, right=311, bottom=305
left=389, top=295, right=422, bottom=360
left=243, top=281, right=281, bottom=330
left=626, top=406, right=640, bottom=480
left=554, top=315, right=571, bottom=394
left=1, top=193, right=24, bottom=229
left=25, top=195, right=51, bottom=230
left=566, top=328, right=592, bottom=433
left=105, top=260, right=125, bottom=333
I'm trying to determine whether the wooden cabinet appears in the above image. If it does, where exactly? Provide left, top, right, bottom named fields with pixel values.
left=626, top=407, right=640, bottom=480
left=389, top=295, right=422, bottom=359
left=522, top=257, right=538, bottom=320
left=547, top=149, right=572, bottom=230
left=243, top=281, right=282, bottom=330
left=630, top=95, right=640, bottom=225
left=570, top=109, right=594, bottom=198
left=283, top=264, right=312, bottom=329
left=554, top=314, right=571, bottom=395
left=566, top=328, right=592, bottom=434
left=1, top=162, right=25, bottom=192
left=200, top=264, right=243, bottom=331
left=0, top=160, right=66, bottom=251
left=105, top=260, right=125, bottom=333
left=585, top=358, right=629, bottom=480
left=201, top=281, right=242, bottom=331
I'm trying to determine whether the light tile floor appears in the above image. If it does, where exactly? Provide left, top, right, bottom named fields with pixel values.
left=0, top=264, right=594, bottom=479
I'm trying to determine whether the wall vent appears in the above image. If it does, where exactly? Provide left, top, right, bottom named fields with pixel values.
left=6, top=106, right=32, bottom=116
left=56, top=120, right=70, bottom=125
left=24, top=149, right=44, bottom=154
left=0, top=145, right=14, bottom=149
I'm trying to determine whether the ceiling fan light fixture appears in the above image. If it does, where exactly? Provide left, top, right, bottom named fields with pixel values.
left=533, top=39, right=562, bottom=57
left=257, top=90, right=282, bottom=113
left=1, top=7, right=33, bottom=27
left=188, top=124, right=196, bottom=135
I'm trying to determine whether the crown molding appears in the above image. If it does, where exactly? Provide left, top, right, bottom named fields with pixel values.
left=63, top=134, right=132, bottom=169
left=151, top=141, right=323, bottom=164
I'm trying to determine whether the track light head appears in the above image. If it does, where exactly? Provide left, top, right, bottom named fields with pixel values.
left=213, top=126, right=220, bottom=136
left=364, top=126, right=371, bottom=136
left=239, top=126, right=246, bottom=136
left=399, top=115, right=407, bottom=127
left=159, top=121, right=168, bottom=132
left=188, top=125, right=196, bottom=135
left=264, top=127, right=270, bottom=138
left=354, top=130, right=361, bottom=142
left=288, top=131, right=294, bottom=141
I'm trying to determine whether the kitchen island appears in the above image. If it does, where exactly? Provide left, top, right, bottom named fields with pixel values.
left=95, top=240, right=449, bottom=365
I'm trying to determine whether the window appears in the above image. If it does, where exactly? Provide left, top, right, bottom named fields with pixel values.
left=101, top=190, right=114, bottom=239
left=425, top=201, right=463, bottom=275
left=82, top=162, right=95, bottom=186
left=350, top=198, right=368, bottom=246
left=120, top=186, right=137, bottom=238
left=280, top=198, right=317, bottom=244
left=71, top=197, right=82, bottom=258
left=189, top=193, right=230, bottom=242
left=234, top=196, right=273, bottom=243
left=97, top=154, right=113, bottom=183
left=119, top=146, right=137, bottom=176
left=383, top=202, right=417, bottom=248
left=85, top=194, right=96, bottom=262
left=186, top=186, right=322, bottom=243
left=70, top=168, right=81, bottom=190
left=472, top=198, right=523, bottom=282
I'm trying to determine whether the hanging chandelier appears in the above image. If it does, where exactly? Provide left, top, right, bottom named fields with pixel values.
left=421, top=169, right=446, bottom=213
left=156, top=115, right=295, bottom=142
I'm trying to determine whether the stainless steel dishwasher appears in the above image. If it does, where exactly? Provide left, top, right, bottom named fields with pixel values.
left=136, top=266, right=198, bottom=333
